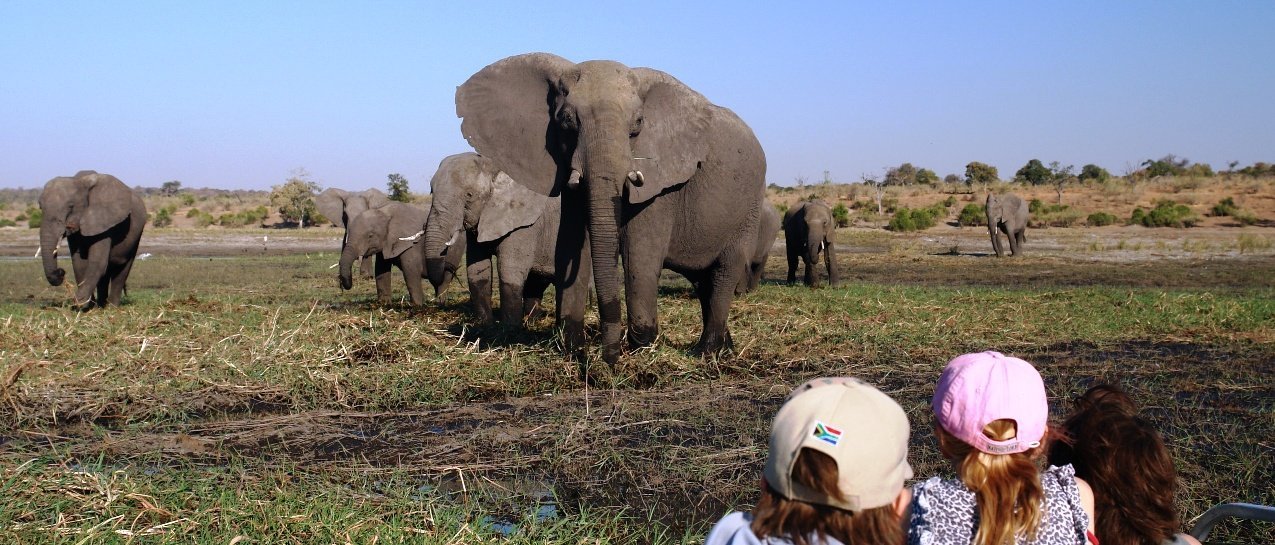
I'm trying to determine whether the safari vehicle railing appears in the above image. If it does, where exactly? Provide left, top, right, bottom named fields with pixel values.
left=1190, top=503, right=1275, bottom=544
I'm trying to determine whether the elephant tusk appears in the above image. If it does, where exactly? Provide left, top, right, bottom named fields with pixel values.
left=820, top=241, right=826, bottom=252
left=34, top=247, right=40, bottom=258
left=567, top=169, right=582, bottom=189
left=329, top=262, right=339, bottom=269
left=398, top=229, right=425, bottom=242
left=444, top=230, right=460, bottom=247
left=627, top=170, right=644, bottom=187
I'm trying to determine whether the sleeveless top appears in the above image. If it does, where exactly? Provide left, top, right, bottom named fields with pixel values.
left=705, top=511, right=846, bottom=545
left=909, top=464, right=1090, bottom=545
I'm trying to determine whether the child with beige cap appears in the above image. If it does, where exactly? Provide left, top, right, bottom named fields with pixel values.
left=909, top=351, right=1097, bottom=545
left=705, top=377, right=914, bottom=545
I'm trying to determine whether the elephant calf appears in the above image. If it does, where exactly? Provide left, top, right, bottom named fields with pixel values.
left=39, top=170, right=147, bottom=309
left=784, top=199, right=839, bottom=288
left=338, top=202, right=430, bottom=306
left=423, top=153, right=592, bottom=351
left=986, top=193, right=1029, bottom=257
left=316, top=186, right=391, bottom=279
left=738, top=204, right=781, bottom=295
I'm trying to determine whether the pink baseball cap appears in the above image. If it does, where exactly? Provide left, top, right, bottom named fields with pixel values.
left=932, top=351, right=1048, bottom=455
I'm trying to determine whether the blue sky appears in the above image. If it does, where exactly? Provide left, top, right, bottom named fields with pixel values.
left=2, top=1, right=1272, bottom=191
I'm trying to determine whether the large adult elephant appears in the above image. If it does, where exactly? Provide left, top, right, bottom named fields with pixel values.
left=457, top=53, right=767, bottom=364
left=423, top=152, right=591, bottom=349
left=39, top=171, right=147, bottom=309
left=986, top=193, right=1029, bottom=257
left=338, top=202, right=429, bottom=306
left=738, top=204, right=781, bottom=295
left=784, top=200, right=839, bottom=287
left=316, top=188, right=392, bottom=278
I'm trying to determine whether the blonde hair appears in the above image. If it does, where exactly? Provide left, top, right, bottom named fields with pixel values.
left=938, top=420, right=1048, bottom=545
left=752, top=448, right=905, bottom=545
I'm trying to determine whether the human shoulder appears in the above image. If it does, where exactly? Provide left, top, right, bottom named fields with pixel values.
left=705, top=512, right=765, bottom=545
left=1164, top=533, right=1202, bottom=545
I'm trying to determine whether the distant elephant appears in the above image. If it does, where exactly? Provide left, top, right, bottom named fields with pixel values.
left=784, top=200, right=839, bottom=287
left=457, top=53, right=766, bottom=364
left=738, top=204, right=782, bottom=295
left=39, top=170, right=147, bottom=309
left=338, top=202, right=428, bottom=306
left=423, top=152, right=592, bottom=349
left=986, top=193, right=1029, bottom=257
left=316, top=188, right=391, bottom=278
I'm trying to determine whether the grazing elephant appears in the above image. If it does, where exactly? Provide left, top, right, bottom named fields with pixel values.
left=457, top=53, right=767, bottom=364
left=738, top=204, right=782, bottom=295
left=423, top=152, right=591, bottom=348
left=784, top=200, right=839, bottom=287
left=338, top=202, right=428, bottom=306
left=316, top=188, right=391, bottom=278
left=986, top=193, right=1029, bottom=257
left=38, top=171, right=147, bottom=309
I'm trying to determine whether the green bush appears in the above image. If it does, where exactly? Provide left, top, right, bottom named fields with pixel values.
left=775, top=203, right=788, bottom=215
left=153, top=207, right=173, bottom=228
left=186, top=208, right=202, bottom=218
left=194, top=212, right=216, bottom=228
left=0, top=218, right=16, bottom=228
left=1029, top=199, right=1044, bottom=214
left=1132, top=200, right=1198, bottom=228
left=957, top=204, right=986, bottom=226
left=887, top=207, right=937, bottom=232
left=831, top=203, right=850, bottom=228
left=1233, top=210, right=1259, bottom=226
left=179, top=193, right=196, bottom=206
left=26, top=207, right=42, bottom=228
left=1086, top=212, right=1118, bottom=226
left=942, top=196, right=957, bottom=208
left=15, top=213, right=26, bottom=221
left=1211, top=197, right=1239, bottom=217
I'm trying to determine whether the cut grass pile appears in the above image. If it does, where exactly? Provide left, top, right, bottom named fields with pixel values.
left=1, top=247, right=1272, bottom=543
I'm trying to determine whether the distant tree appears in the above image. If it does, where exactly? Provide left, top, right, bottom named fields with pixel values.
left=270, top=169, right=321, bottom=227
left=822, top=170, right=833, bottom=185
left=1078, top=164, right=1111, bottom=183
left=943, top=173, right=962, bottom=185
left=387, top=173, right=412, bottom=202
left=1015, top=159, right=1051, bottom=185
left=1140, top=155, right=1190, bottom=178
left=161, top=180, right=182, bottom=196
left=915, top=168, right=938, bottom=185
left=964, top=162, right=999, bottom=185
left=1048, top=161, right=1076, bottom=204
left=884, top=163, right=918, bottom=186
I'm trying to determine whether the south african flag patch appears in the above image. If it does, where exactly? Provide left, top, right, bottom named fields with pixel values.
left=812, top=421, right=842, bottom=446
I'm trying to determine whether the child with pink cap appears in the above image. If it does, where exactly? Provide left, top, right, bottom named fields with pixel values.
left=909, top=351, right=1097, bottom=545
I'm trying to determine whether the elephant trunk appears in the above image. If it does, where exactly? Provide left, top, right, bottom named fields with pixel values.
left=338, top=241, right=358, bottom=290
left=40, top=219, right=66, bottom=286
left=424, top=206, right=463, bottom=297
left=581, top=119, right=630, bottom=365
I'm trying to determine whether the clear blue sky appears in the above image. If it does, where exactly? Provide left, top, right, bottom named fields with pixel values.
left=2, top=1, right=1272, bottom=191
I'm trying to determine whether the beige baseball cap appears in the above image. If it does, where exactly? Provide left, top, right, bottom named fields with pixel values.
left=763, top=377, right=913, bottom=511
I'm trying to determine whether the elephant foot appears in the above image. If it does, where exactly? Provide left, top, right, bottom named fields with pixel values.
left=693, top=331, right=733, bottom=358
left=627, top=324, right=658, bottom=349
left=602, top=342, right=622, bottom=366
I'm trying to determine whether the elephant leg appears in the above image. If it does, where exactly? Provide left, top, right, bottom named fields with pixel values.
left=495, top=243, right=537, bottom=326
left=555, top=229, right=591, bottom=356
left=825, top=241, right=839, bottom=287
left=694, top=260, right=743, bottom=356
left=74, top=238, right=110, bottom=309
left=466, top=237, right=495, bottom=325
left=622, top=215, right=675, bottom=350
left=786, top=247, right=799, bottom=285
left=804, top=252, right=817, bottom=287
left=399, top=249, right=426, bottom=306
left=989, top=227, right=1004, bottom=258
left=374, top=254, right=392, bottom=304
left=1014, top=230, right=1027, bottom=256
left=522, top=275, right=550, bottom=321
left=106, top=257, right=135, bottom=306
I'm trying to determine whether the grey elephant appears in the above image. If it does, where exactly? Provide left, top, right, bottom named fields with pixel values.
left=986, top=193, right=1029, bottom=257
left=423, top=152, right=592, bottom=348
left=738, top=204, right=781, bottom=295
left=39, top=170, right=147, bottom=309
left=316, top=187, right=391, bottom=278
left=457, top=53, right=767, bottom=364
left=784, top=200, right=839, bottom=287
left=338, top=202, right=429, bottom=306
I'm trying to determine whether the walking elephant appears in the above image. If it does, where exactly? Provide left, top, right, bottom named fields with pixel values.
left=423, top=152, right=592, bottom=350
left=738, top=204, right=781, bottom=295
left=456, top=53, right=767, bottom=364
left=39, top=170, right=147, bottom=309
left=986, top=193, right=1029, bottom=257
left=338, top=202, right=429, bottom=306
left=784, top=200, right=839, bottom=287
left=316, top=187, right=391, bottom=277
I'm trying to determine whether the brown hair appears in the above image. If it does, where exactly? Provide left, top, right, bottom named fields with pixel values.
left=937, top=420, right=1048, bottom=545
left=751, top=448, right=904, bottom=545
left=1049, top=385, right=1181, bottom=545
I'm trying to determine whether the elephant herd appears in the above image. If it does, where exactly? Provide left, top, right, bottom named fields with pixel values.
left=34, top=52, right=1031, bottom=365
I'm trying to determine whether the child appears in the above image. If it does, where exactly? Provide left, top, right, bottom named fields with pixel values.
left=706, top=377, right=914, bottom=545
left=1049, top=384, right=1202, bottom=545
left=909, top=351, right=1097, bottom=545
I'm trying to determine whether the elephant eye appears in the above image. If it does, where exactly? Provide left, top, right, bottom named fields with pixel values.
left=557, top=109, right=578, bottom=131
left=629, top=115, right=644, bottom=137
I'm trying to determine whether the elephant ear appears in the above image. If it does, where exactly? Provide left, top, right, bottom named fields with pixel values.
left=628, top=68, right=712, bottom=204
left=478, top=171, right=549, bottom=243
left=80, top=173, right=135, bottom=236
left=456, top=52, right=575, bottom=197
left=316, top=188, right=350, bottom=228
left=361, top=188, right=391, bottom=209
left=386, top=203, right=427, bottom=258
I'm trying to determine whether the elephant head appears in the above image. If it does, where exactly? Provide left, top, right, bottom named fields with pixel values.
left=317, top=188, right=392, bottom=277
left=338, top=202, right=425, bottom=290
left=457, top=53, right=713, bottom=359
left=423, top=152, right=547, bottom=298
left=38, top=170, right=136, bottom=287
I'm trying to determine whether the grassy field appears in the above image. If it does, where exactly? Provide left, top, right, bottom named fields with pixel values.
left=1, top=224, right=1273, bottom=543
